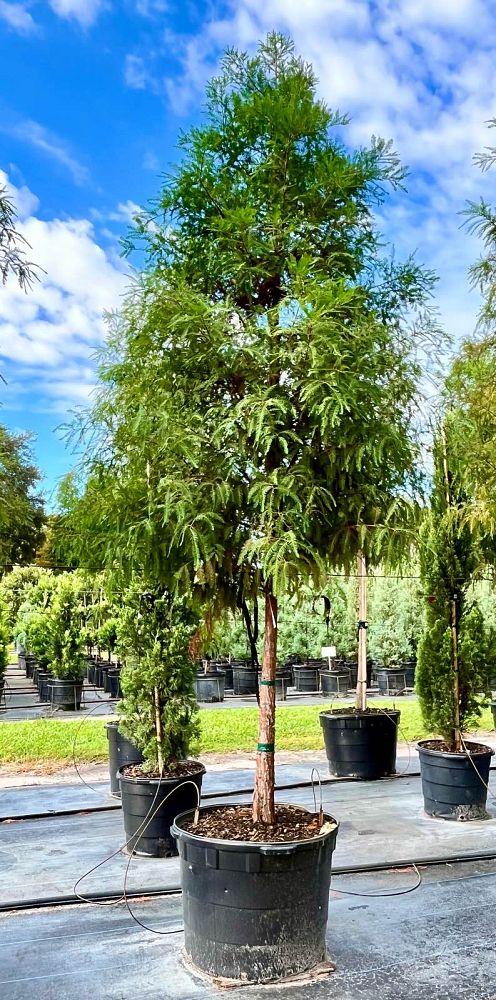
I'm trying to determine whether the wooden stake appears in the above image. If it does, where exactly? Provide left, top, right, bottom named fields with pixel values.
left=252, top=584, right=277, bottom=825
left=154, top=686, right=165, bottom=775
left=355, top=551, right=368, bottom=713
left=441, top=423, right=461, bottom=752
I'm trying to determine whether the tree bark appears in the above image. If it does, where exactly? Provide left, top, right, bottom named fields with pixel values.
left=355, top=551, right=368, bottom=712
left=252, top=584, right=277, bottom=824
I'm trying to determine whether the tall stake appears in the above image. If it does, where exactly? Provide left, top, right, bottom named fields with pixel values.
left=154, top=686, right=165, bottom=775
left=440, top=424, right=461, bottom=752
left=252, top=583, right=277, bottom=824
left=355, top=551, right=368, bottom=712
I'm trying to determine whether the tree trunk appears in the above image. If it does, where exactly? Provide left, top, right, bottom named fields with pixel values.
left=252, top=584, right=277, bottom=824
left=355, top=551, right=368, bottom=712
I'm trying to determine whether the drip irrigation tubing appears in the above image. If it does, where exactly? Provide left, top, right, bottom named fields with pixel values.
left=3, top=763, right=496, bottom=824
left=0, top=771, right=423, bottom=824
left=3, top=851, right=496, bottom=914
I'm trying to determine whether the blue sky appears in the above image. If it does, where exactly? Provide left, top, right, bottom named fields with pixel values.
left=0, top=0, right=495, bottom=506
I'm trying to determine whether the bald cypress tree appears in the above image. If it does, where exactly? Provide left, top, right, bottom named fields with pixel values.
left=77, top=33, right=439, bottom=824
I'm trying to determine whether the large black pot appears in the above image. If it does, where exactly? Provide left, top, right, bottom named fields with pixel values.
left=320, top=669, right=350, bottom=697
left=293, top=664, right=319, bottom=692
left=375, top=667, right=406, bottom=695
left=107, top=669, right=122, bottom=699
left=320, top=709, right=400, bottom=779
left=418, top=740, right=494, bottom=820
left=195, top=670, right=226, bottom=703
left=492, top=701, right=496, bottom=730
left=48, top=679, right=84, bottom=711
left=106, top=722, right=143, bottom=797
left=119, top=761, right=206, bottom=857
left=25, top=654, right=35, bottom=679
left=37, top=671, right=51, bottom=702
left=401, top=659, right=416, bottom=688
left=232, top=664, right=258, bottom=695
left=172, top=804, right=339, bottom=983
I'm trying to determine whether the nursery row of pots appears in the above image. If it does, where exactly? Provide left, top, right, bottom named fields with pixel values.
left=195, top=658, right=414, bottom=702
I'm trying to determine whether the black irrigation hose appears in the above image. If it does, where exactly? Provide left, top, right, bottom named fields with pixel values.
left=3, top=850, right=496, bottom=915
left=3, top=762, right=496, bottom=825
left=0, top=771, right=422, bottom=824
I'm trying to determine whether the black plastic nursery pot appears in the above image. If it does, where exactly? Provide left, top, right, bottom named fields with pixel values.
left=48, top=679, right=84, bottom=711
left=119, top=761, right=206, bottom=857
left=25, top=655, right=35, bottom=679
left=172, top=804, right=339, bottom=984
left=106, top=722, right=143, bottom=797
left=320, top=669, right=350, bottom=697
left=232, top=664, right=258, bottom=695
left=320, top=709, right=400, bottom=779
left=86, top=659, right=97, bottom=685
left=195, top=670, right=226, bottom=703
left=375, top=667, right=406, bottom=695
left=417, top=740, right=494, bottom=820
left=401, top=659, right=416, bottom=688
left=492, top=701, right=496, bottom=730
left=37, top=671, right=51, bottom=702
left=107, top=669, right=122, bottom=699
left=293, top=664, right=320, bottom=692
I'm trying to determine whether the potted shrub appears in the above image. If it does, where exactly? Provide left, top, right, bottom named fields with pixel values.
left=319, top=552, right=401, bottom=780
left=416, top=423, right=495, bottom=819
left=114, top=584, right=205, bottom=855
left=47, top=575, right=86, bottom=710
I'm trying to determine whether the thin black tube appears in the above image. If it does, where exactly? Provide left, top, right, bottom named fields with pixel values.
left=3, top=851, right=496, bottom=914
left=2, top=764, right=496, bottom=824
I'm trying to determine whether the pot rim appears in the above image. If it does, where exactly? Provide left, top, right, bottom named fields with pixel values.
left=118, top=759, right=206, bottom=784
left=172, top=802, right=339, bottom=853
left=320, top=708, right=400, bottom=721
left=417, top=739, right=494, bottom=759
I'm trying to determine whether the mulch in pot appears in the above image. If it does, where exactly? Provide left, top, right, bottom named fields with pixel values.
left=182, top=804, right=336, bottom=843
left=421, top=739, right=491, bottom=755
left=121, top=760, right=203, bottom=780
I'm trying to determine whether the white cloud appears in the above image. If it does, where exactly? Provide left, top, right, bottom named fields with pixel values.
left=0, top=1, right=36, bottom=34
left=0, top=170, right=129, bottom=414
left=124, top=53, right=153, bottom=90
left=47, top=0, right=106, bottom=28
left=1, top=118, right=89, bottom=186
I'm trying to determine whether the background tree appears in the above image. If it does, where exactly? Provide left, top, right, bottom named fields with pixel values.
left=72, top=34, right=440, bottom=824
left=0, top=426, right=44, bottom=567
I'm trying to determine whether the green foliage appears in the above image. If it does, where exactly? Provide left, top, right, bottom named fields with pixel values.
left=0, top=565, right=46, bottom=632
left=0, top=600, right=9, bottom=682
left=367, top=573, right=424, bottom=665
left=0, top=426, right=44, bottom=567
left=68, top=33, right=439, bottom=597
left=116, top=583, right=199, bottom=771
left=97, top=618, right=118, bottom=655
left=47, top=575, right=85, bottom=681
left=416, top=424, right=495, bottom=748
left=0, top=184, right=39, bottom=291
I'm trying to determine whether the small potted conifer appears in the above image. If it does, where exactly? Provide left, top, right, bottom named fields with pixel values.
left=115, top=584, right=205, bottom=856
left=417, top=423, right=495, bottom=819
left=47, top=576, right=86, bottom=710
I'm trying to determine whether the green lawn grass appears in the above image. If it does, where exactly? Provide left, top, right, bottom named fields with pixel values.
left=0, top=700, right=494, bottom=767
